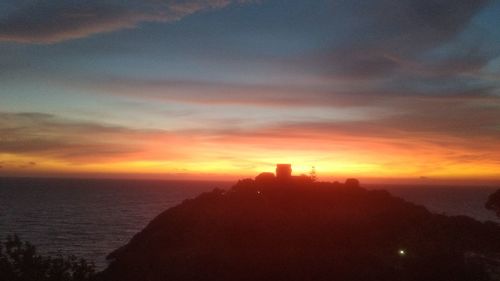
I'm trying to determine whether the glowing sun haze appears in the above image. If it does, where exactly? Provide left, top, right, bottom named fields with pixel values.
left=1, top=0, right=500, bottom=183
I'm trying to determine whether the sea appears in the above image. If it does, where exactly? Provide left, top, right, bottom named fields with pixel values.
left=0, top=177, right=498, bottom=269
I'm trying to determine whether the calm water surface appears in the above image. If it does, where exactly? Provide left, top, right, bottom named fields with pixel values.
left=0, top=177, right=230, bottom=268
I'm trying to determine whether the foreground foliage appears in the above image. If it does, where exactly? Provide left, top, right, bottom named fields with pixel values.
left=0, top=235, right=95, bottom=281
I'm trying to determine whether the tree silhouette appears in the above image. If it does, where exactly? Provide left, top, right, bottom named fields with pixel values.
left=345, top=178, right=360, bottom=188
left=0, top=235, right=95, bottom=281
left=485, top=189, right=500, bottom=218
left=309, top=166, right=317, bottom=182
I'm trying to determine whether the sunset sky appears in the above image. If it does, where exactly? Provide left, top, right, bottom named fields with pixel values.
left=1, top=0, right=500, bottom=182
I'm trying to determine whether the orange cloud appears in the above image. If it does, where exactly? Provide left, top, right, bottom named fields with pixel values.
left=1, top=109, right=499, bottom=181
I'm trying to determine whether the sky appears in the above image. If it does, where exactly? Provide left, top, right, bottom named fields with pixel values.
left=0, top=0, right=499, bottom=183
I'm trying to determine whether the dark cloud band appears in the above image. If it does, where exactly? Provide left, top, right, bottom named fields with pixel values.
left=0, top=0, right=247, bottom=44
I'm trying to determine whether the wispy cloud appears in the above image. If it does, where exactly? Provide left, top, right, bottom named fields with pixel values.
left=307, top=0, right=492, bottom=79
left=79, top=74, right=499, bottom=109
left=1, top=0, right=499, bottom=179
left=84, top=77, right=353, bottom=107
left=0, top=112, right=191, bottom=162
left=0, top=0, right=250, bottom=44
left=1, top=107, right=499, bottom=178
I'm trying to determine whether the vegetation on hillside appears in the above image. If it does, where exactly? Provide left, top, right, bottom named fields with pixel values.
left=0, top=235, right=95, bottom=281
left=101, top=178, right=500, bottom=281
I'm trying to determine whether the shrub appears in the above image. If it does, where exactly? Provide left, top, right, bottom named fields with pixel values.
left=0, top=235, right=95, bottom=281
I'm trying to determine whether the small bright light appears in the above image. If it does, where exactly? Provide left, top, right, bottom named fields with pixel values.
left=257, top=191, right=262, bottom=195
left=398, top=249, right=406, bottom=256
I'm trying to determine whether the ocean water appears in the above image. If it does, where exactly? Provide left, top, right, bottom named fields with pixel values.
left=370, top=184, right=500, bottom=223
left=0, top=177, right=230, bottom=268
left=0, top=177, right=498, bottom=269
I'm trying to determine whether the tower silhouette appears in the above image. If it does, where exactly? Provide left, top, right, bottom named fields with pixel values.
left=276, top=164, right=292, bottom=181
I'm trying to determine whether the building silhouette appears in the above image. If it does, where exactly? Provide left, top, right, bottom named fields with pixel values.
left=276, top=164, right=292, bottom=181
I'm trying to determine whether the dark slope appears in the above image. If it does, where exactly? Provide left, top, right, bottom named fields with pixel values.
left=101, top=180, right=500, bottom=281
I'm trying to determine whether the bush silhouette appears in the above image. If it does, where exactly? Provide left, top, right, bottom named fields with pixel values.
left=0, top=235, right=95, bottom=281
left=345, top=178, right=360, bottom=187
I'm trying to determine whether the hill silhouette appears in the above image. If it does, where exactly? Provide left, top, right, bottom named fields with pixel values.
left=101, top=178, right=500, bottom=281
